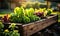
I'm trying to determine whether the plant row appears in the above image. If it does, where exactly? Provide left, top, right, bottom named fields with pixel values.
left=1, top=7, right=53, bottom=24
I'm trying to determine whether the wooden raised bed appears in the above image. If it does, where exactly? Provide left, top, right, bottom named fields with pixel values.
left=3, top=15, right=57, bottom=36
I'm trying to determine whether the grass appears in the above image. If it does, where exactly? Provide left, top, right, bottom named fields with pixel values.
left=0, top=9, right=13, bottom=17
left=0, top=10, right=12, bottom=14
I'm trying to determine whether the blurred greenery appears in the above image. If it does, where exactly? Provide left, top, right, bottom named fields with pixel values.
left=58, top=12, right=60, bottom=22
left=0, top=10, right=12, bottom=17
left=22, top=1, right=47, bottom=9
left=0, top=10, right=12, bottom=14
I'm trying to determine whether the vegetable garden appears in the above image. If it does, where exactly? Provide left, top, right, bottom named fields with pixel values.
left=0, top=1, right=59, bottom=36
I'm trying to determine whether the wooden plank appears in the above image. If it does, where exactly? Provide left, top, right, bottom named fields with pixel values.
left=22, top=15, right=57, bottom=36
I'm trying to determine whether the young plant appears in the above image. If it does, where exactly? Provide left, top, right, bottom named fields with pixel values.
left=9, top=23, right=20, bottom=36
left=4, top=29, right=9, bottom=36
left=10, top=30, right=20, bottom=36
left=9, top=23, right=16, bottom=30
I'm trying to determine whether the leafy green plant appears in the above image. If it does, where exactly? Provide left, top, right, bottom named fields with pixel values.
left=4, top=29, right=10, bottom=36
left=9, top=23, right=20, bottom=36
left=9, top=23, right=16, bottom=30
left=0, top=22, right=4, bottom=30
left=28, top=15, right=40, bottom=22
left=10, top=7, right=24, bottom=23
left=25, top=8, right=34, bottom=16
left=0, top=22, right=4, bottom=36
left=25, top=8, right=41, bottom=22
left=22, top=16, right=30, bottom=24
left=9, top=13, right=20, bottom=23
left=10, top=30, right=20, bottom=36
left=9, top=7, right=41, bottom=24
left=0, top=22, right=20, bottom=36
left=47, top=9, right=52, bottom=16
